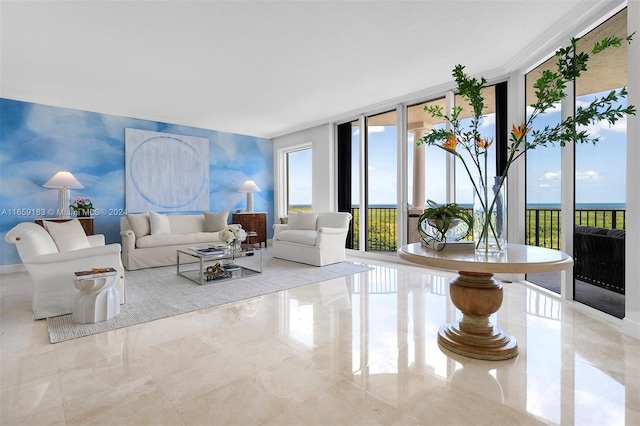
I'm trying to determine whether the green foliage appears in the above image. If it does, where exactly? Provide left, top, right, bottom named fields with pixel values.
left=417, top=200, right=472, bottom=248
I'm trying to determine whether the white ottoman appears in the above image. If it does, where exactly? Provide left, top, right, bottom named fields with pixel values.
left=73, top=272, right=120, bottom=323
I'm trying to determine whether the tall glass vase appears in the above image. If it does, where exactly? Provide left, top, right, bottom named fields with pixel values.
left=473, top=176, right=507, bottom=254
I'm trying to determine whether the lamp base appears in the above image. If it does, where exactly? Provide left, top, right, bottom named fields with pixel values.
left=246, top=193, right=254, bottom=213
left=58, top=189, right=71, bottom=218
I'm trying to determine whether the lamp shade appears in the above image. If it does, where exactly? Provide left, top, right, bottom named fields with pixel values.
left=43, top=171, right=84, bottom=189
left=43, top=171, right=84, bottom=218
left=239, top=180, right=261, bottom=193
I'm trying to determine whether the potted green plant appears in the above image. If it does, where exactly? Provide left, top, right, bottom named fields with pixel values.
left=418, top=200, right=472, bottom=250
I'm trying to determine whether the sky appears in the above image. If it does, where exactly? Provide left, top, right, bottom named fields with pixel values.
left=287, top=148, right=313, bottom=205
left=288, top=89, right=628, bottom=207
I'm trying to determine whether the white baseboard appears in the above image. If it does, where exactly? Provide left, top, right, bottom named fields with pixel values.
left=622, top=318, right=640, bottom=340
left=0, top=263, right=26, bottom=274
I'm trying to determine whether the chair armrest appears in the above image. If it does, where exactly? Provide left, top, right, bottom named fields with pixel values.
left=22, top=243, right=122, bottom=265
left=318, top=227, right=348, bottom=235
left=120, top=229, right=136, bottom=252
left=87, top=234, right=105, bottom=247
left=317, top=227, right=349, bottom=249
left=273, top=224, right=288, bottom=238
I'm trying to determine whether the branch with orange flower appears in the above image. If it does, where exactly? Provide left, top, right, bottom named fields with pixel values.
left=417, top=33, right=636, bottom=252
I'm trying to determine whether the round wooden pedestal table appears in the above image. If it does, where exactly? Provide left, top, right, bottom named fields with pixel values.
left=398, top=243, right=573, bottom=361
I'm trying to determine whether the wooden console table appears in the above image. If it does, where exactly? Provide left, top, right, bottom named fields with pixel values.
left=35, top=217, right=94, bottom=236
left=232, top=212, right=267, bottom=247
left=398, top=243, right=573, bottom=360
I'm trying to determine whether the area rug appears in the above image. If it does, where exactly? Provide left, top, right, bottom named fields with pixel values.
left=47, top=255, right=372, bottom=343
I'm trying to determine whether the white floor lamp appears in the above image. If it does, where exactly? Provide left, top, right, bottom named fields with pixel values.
left=43, top=171, right=84, bottom=217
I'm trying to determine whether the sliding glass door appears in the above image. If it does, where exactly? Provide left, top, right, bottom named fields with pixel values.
left=364, top=111, right=398, bottom=252
left=525, top=55, right=563, bottom=294
left=337, top=111, right=397, bottom=253
left=573, top=9, right=627, bottom=317
left=524, top=8, right=628, bottom=316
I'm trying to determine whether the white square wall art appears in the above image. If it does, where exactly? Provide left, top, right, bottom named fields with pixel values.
left=125, top=129, right=209, bottom=212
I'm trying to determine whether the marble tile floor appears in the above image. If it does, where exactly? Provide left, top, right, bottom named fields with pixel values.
left=526, top=272, right=625, bottom=319
left=1, top=256, right=639, bottom=426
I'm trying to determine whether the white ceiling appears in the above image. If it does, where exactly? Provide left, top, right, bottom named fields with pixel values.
left=1, top=1, right=610, bottom=139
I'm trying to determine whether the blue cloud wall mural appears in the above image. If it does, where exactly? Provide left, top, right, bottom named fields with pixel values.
left=0, top=98, right=273, bottom=267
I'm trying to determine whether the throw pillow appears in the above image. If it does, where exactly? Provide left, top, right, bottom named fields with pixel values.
left=149, top=211, right=171, bottom=235
left=289, top=211, right=318, bottom=230
left=287, top=212, right=298, bottom=229
left=204, top=210, right=229, bottom=232
left=43, top=219, right=91, bottom=251
left=280, top=216, right=289, bottom=224
left=126, top=212, right=150, bottom=239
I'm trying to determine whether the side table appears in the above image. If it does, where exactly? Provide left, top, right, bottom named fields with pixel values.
left=73, top=270, right=120, bottom=323
left=232, top=212, right=267, bottom=247
left=398, top=243, right=573, bottom=360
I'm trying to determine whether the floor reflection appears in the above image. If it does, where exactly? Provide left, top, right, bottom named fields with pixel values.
left=278, top=262, right=639, bottom=425
left=1, top=257, right=638, bottom=425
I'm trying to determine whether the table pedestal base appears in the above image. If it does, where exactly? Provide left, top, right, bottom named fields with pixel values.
left=437, top=271, right=518, bottom=360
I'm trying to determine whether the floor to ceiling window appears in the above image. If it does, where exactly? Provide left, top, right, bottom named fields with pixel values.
left=573, top=9, right=627, bottom=318
left=525, top=8, right=627, bottom=317
left=340, top=85, right=507, bottom=252
left=525, top=55, right=563, bottom=294
left=407, top=97, right=448, bottom=208
left=406, top=98, right=447, bottom=244
left=337, top=112, right=397, bottom=253
left=453, top=87, right=498, bottom=206
left=365, top=110, right=398, bottom=252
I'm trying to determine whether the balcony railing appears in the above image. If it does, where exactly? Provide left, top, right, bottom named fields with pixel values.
left=348, top=207, right=397, bottom=251
left=346, top=206, right=626, bottom=252
left=526, top=207, right=626, bottom=249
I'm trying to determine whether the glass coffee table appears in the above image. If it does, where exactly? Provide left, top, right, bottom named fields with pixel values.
left=176, top=246, right=263, bottom=285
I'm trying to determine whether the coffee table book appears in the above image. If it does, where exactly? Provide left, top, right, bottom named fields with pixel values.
left=193, top=246, right=224, bottom=256
left=74, top=268, right=117, bottom=280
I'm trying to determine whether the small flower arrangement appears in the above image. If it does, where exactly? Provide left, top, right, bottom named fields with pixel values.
left=69, top=197, right=93, bottom=213
left=219, top=224, right=247, bottom=244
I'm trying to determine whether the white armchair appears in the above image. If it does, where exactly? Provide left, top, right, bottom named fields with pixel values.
left=5, top=222, right=125, bottom=319
left=272, top=211, right=352, bottom=266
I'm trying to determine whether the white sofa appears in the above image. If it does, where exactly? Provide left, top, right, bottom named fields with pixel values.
left=272, top=211, right=352, bottom=266
left=5, top=221, right=126, bottom=319
left=120, top=211, right=230, bottom=270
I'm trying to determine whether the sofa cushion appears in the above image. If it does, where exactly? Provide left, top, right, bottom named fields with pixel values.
left=43, top=219, right=91, bottom=251
left=127, top=212, right=150, bottom=238
left=275, top=229, right=318, bottom=246
left=289, top=212, right=318, bottom=230
left=136, top=231, right=221, bottom=248
left=204, top=210, right=229, bottom=232
left=167, top=215, right=206, bottom=234
left=149, top=211, right=171, bottom=235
